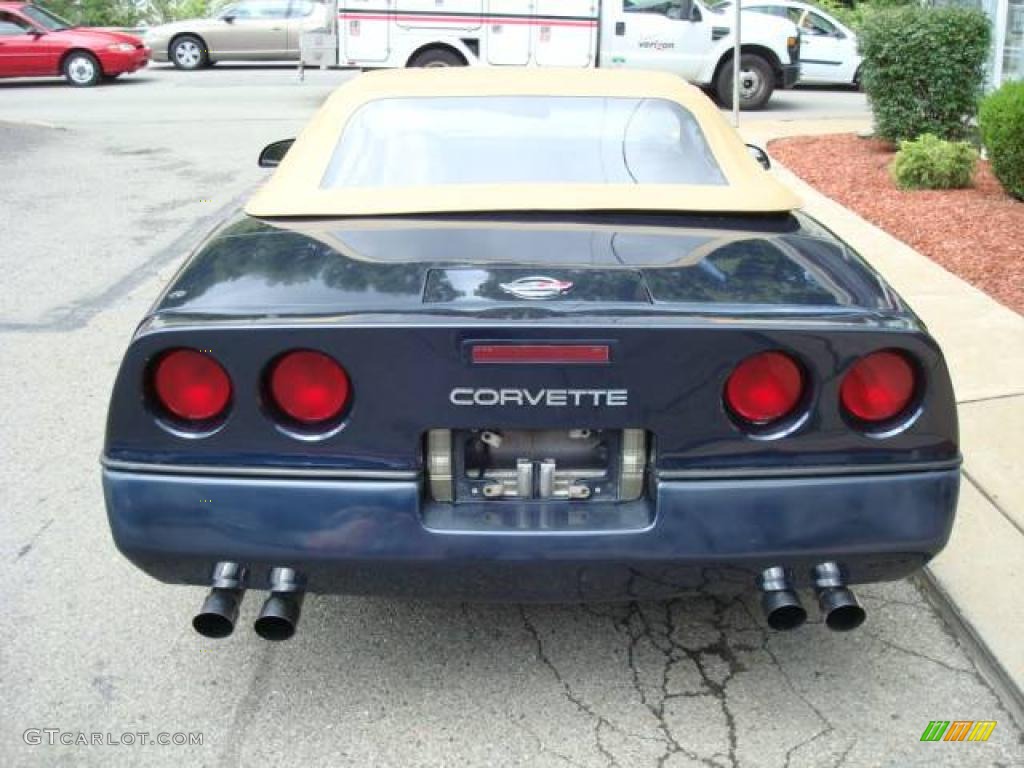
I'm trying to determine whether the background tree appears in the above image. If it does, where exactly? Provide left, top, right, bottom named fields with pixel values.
left=795, top=0, right=921, bottom=31
left=38, top=0, right=226, bottom=26
left=144, top=0, right=222, bottom=25
left=42, top=0, right=141, bottom=26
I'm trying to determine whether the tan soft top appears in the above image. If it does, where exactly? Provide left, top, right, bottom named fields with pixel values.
left=246, top=68, right=801, bottom=218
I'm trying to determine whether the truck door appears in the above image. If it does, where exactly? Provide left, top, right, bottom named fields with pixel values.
left=601, top=0, right=711, bottom=80
left=486, top=0, right=530, bottom=64
left=532, top=0, right=596, bottom=67
left=396, top=0, right=482, bottom=31
left=793, top=9, right=854, bottom=84
left=340, top=0, right=389, bottom=62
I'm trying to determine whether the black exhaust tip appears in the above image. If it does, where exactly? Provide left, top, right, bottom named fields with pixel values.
left=192, top=561, right=246, bottom=639
left=818, top=587, right=866, bottom=632
left=254, top=593, right=303, bottom=641
left=761, top=589, right=808, bottom=631
left=812, top=562, right=866, bottom=632
left=193, top=589, right=242, bottom=638
left=759, top=566, right=807, bottom=631
left=254, top=567, right=305, bottom=642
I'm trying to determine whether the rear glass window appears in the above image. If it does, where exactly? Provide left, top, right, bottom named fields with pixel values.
left=320, top=96, right=727, bottom=189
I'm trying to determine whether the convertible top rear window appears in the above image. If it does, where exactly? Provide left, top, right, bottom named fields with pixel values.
left=320, top=96, right=727, bottom=189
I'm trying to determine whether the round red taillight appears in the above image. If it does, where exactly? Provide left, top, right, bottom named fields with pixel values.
left=725, top=351, right=805, bottom=425
left=269, top=350, right=351, bottom=425
left=840, top=350, right=916, bottom=423
left=153, top=349, right=232, bottom=422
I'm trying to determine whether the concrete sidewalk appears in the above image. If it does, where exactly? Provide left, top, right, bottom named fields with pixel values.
left=741, top=118, right=1024, bottom=721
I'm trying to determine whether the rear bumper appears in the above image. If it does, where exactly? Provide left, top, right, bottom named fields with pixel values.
left=103, top=467, right=959, bottom=601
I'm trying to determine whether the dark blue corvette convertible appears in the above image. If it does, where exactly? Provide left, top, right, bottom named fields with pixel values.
left=102, top=69, right=960, bottom=641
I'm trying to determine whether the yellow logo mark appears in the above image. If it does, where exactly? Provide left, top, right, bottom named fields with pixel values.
left=967, top=721, right=997, bottom=742
left=921, top=720, right=997, bottom=742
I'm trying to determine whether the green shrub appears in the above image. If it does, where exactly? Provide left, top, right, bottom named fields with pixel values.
left=979, top=81, right=1024, bottom=201
left=890, top=134, right=978, bottom=190
left=859, top=7, right=990, bottom=142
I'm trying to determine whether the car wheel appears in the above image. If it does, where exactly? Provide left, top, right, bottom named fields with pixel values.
left=63, top=51, right=102, bottom=87
left=171, top=35, right=208, bottom=70
left=715, top=54, right=774, bottom=111
left=408, top=48, right=466, bottom=68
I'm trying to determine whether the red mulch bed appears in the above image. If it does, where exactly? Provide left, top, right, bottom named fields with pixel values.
left=769, top=133, right=1024, bottom=315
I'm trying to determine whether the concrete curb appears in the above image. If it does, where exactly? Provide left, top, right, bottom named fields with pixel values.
left=915, top=570, right=1024, bottom=727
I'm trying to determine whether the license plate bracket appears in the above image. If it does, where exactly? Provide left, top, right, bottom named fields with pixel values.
left=427, top=428, right=646, bottom=504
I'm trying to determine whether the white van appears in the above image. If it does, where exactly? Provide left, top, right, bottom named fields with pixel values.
left=302, top=0, right=801, bottom=109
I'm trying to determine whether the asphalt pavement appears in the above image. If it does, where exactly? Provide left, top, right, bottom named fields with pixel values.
left=2, top=65, right=1022, bottom=767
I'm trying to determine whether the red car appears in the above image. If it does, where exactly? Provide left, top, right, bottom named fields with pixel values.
left=0, top=2, right=148, bottom=86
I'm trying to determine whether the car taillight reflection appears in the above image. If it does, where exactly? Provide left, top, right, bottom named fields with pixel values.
left=840, top=350, right=917, bottom=424
left=268, top=349, right=351, bottom=425
left=724, top=350, right=805, bottom=426
left=152, top=348, right=232, bottom=422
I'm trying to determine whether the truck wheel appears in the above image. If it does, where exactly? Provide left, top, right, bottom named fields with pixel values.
left=171, top=35, right=209, bottom=71
left=716, top=54, right=774, bottom=111
left=408, top=48, right=467, bottom=68
left=63, top=51, right=102, bottom=87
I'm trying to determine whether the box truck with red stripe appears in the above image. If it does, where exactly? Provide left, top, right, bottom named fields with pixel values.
left=300, top=0, right=801, bottom=109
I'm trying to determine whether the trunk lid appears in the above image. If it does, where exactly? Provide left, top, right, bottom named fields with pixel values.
left=152, top=214, right=907, bottom=321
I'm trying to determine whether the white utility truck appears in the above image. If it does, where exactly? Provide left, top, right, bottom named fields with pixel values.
left=300, top=0, right=801, bottom=109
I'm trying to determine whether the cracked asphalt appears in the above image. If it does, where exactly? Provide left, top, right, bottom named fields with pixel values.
left=2, top=66, right=1022, bottom=767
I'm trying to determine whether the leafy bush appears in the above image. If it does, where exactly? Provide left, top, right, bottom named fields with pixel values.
left=859, top=7, right=990, bottom=142
left=890, top=134, right=978, bottom=190
left=979, top=81, right=1024, bottom=201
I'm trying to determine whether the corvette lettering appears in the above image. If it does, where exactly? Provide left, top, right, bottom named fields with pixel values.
left=450, top=388, right=628, bottom=407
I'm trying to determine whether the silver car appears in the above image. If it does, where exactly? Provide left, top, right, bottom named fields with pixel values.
left=145, top=0, right=328, bottom=69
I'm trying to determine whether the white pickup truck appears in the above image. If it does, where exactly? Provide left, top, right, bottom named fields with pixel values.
left=301, top=0, right=801, bottom=109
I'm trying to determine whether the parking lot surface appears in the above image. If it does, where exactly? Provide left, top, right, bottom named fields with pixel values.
left=2, top=66, right=1022, bottom=767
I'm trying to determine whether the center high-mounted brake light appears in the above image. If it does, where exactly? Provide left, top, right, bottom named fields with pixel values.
left=724, top=351, right=805, bottom=426
left=472, top=344, right=610, bottom=364
left=268, top=349, right=351, bottom=425
left=152, top=348, right=232, bottom=422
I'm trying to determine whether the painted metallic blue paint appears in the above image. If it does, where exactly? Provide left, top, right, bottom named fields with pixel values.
left=105, top=322, right=957, bottom=475
left=104, top=468, right=959, bottom=601
left=151, top=212, right=906, bottom=318
left=102, top=211, right=961, bottom=598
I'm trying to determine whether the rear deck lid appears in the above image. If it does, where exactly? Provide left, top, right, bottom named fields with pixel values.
left=153, top=216, right=903, bottom=319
